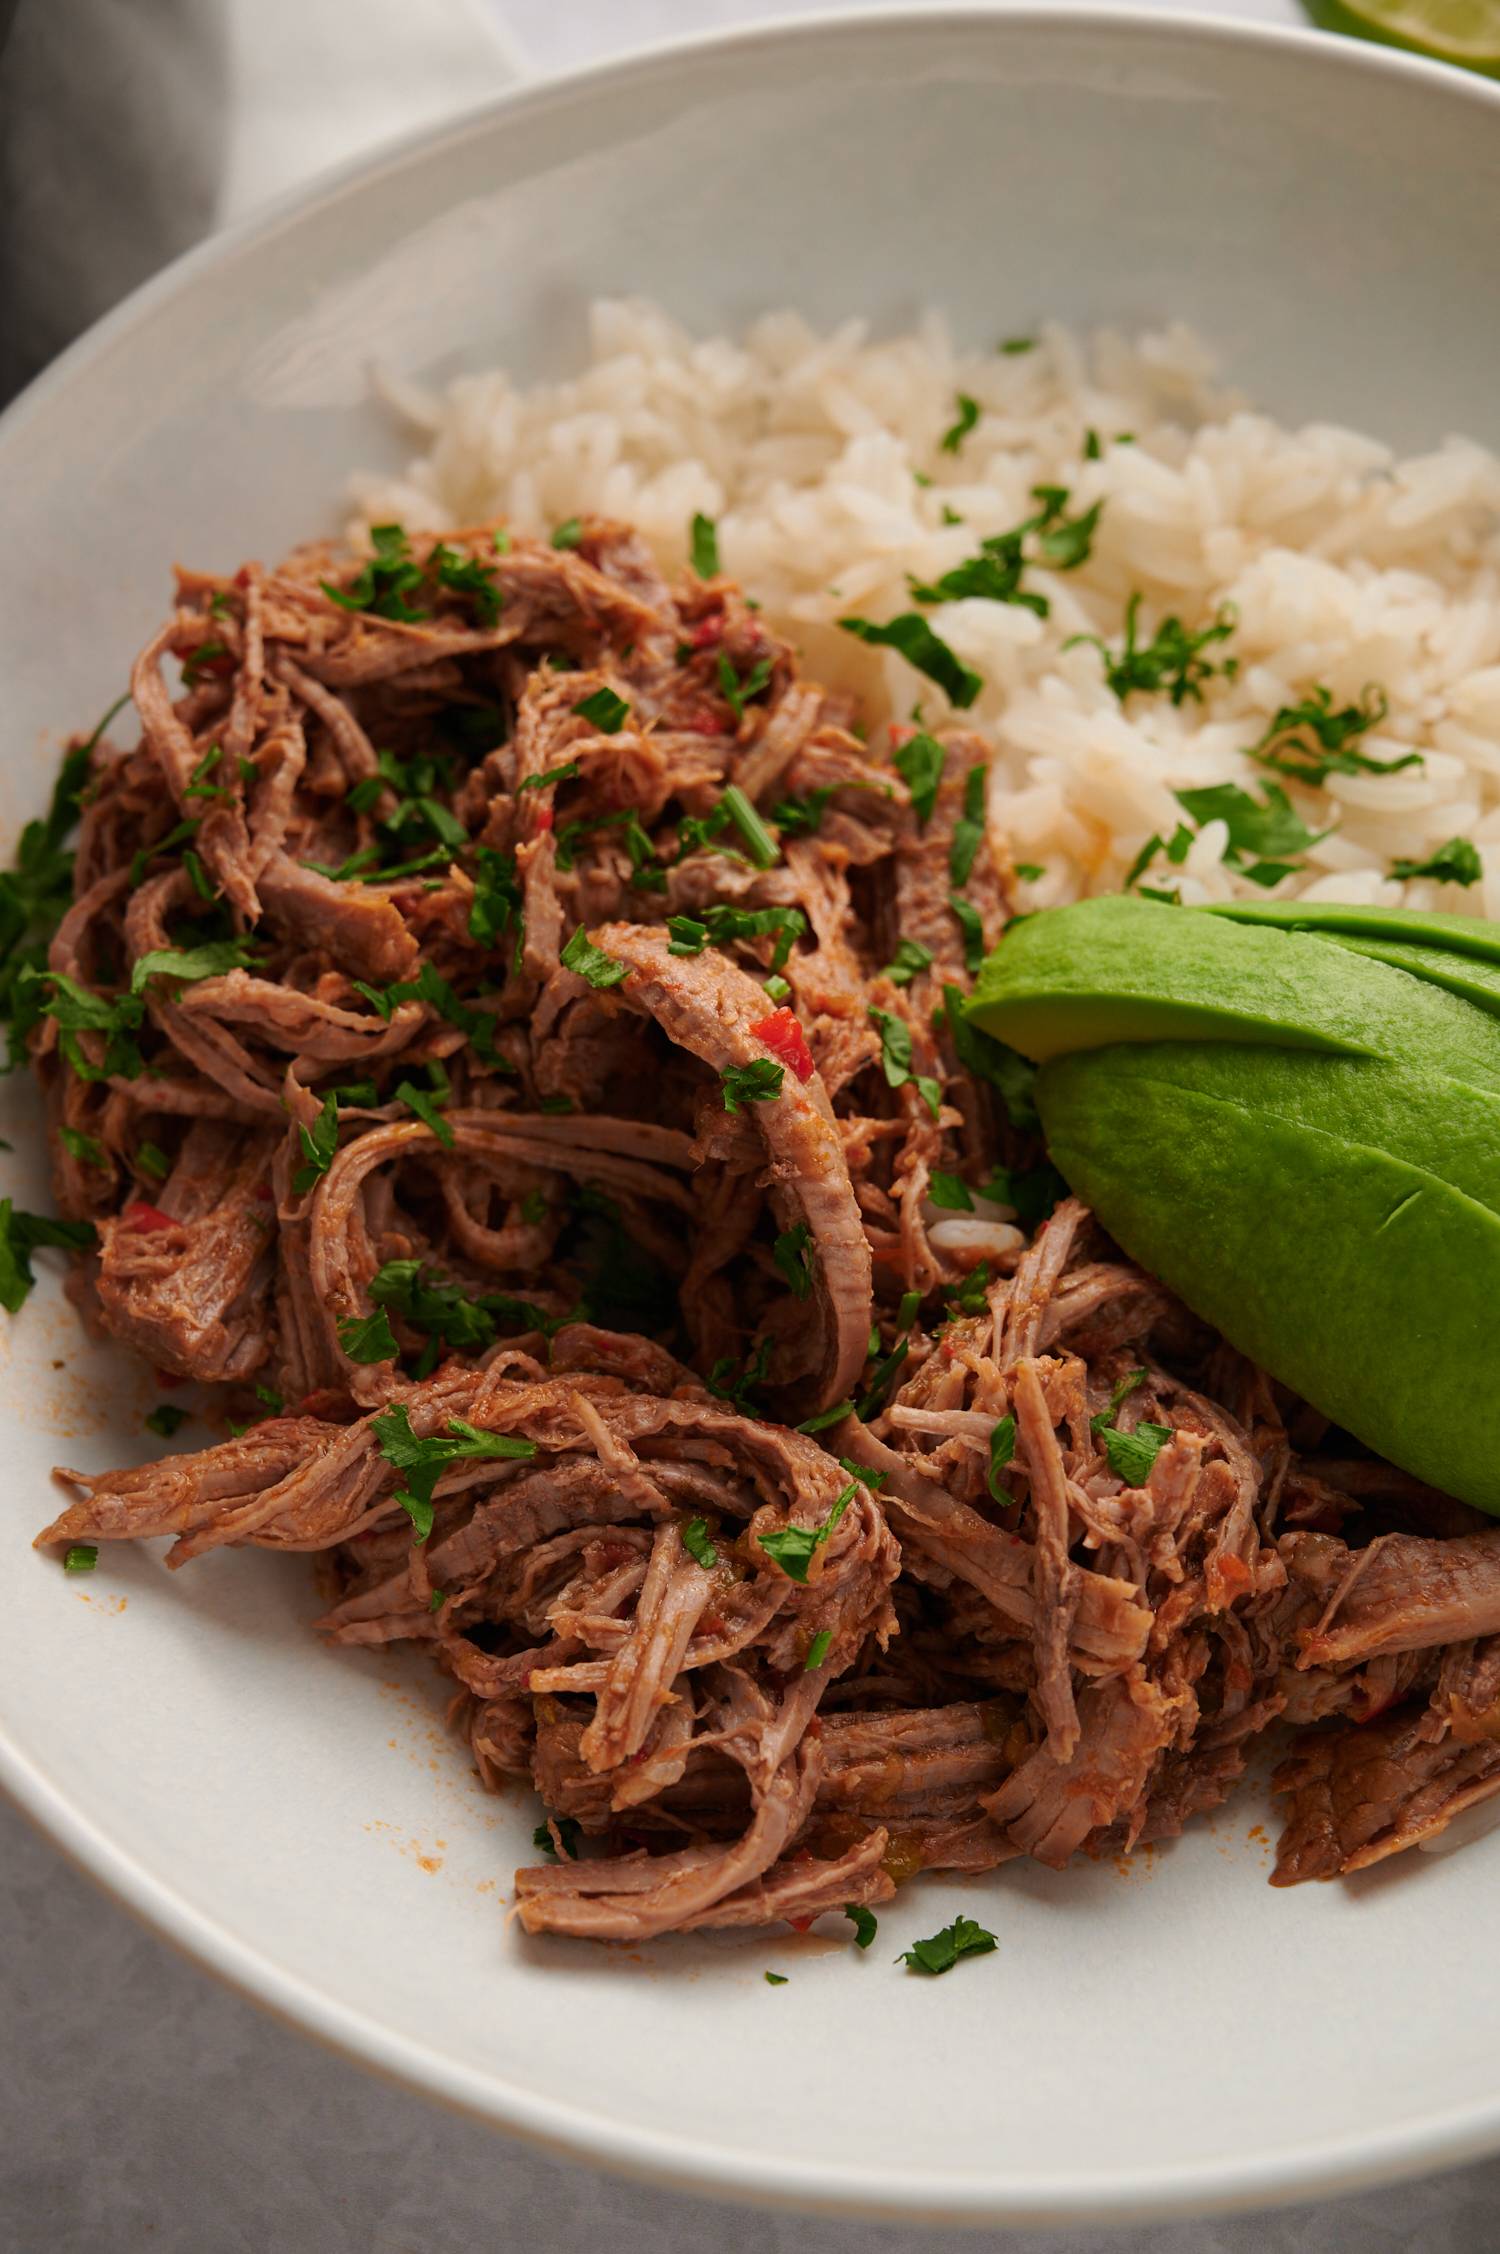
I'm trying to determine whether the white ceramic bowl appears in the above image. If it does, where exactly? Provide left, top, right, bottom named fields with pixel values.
left=5, top=9, right=1500, bottom=2224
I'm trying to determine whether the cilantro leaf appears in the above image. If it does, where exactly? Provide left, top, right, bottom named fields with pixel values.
left=560, top=925, right=628, bottom=990
left=940, top=394, right=980, bottom=454
left=882, top=937, right=934, bottom=988
left=1099, top=1419, right=1173, bottom=1486
left=135, top=1140, right=171, bottom=1182
left=949, top=893, right=984, bottom=976
left=467, top=847, right=522, bottom=947
left=372, top=1403, right=537, bottom=1543
left=949, top=763, right=987, bottom=888
left=532, top=1816, right=582, bottom=1859
left=337, top=1309, right=399, bottom=1363
left=758, top=1485, right=856, bottom=1582
left=395, top=1078, right=455, bottom=1146
left=1068, top=595, right=1238, bottom=707
left=1174, top=781, right=1325, bottom=869
left=1090, top=1369, right=1147, bottom=1433
left=1391, top=838, right=1483, bottom=887
left=722, top=1058, right=784, bottom=1113
left=707, top=1336, right=772, bottom=1412
left=804, top=1628, right=833, bottom=1671
left=987, top=1414, right=1017, bottom=1499
left=690, top=513, right=720, bottom=578
left=1248, top=685, right=1412, bottom=786
left=899, top=1914, right=998, bottom=1975
left=845, top=1903, right=878, bottom=1949
left=144, top=1404, right=188, bottom=1439
left=840, top=614, right=982, bottom=710
left=682, top=1517, right=718, bottom=1569
left=431, top=543, right=502, bottom=627
left=129, top=939, right=256, bottom=994
left=717, top=652, right=775, bottom=723
left=0, top=1199, right=95, bottom=1312
left=772, top=1222, right=814, bottom=1300
left=320, top=524, right=428, bottom=624
left=573, top=687, right=630, bottom=735
left=927, top=1171, right=973, bottom=1211
left=892, top=731, right=946, bottom=826
left=868, top=1007, right=941, bottom=1120
left=551, top=519, right=584, bottom=551
left=292, top=1094, right=339, bottom=1195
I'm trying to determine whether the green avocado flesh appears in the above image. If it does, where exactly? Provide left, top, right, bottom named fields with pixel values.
left=968, top=895, right=1500, bottom=1514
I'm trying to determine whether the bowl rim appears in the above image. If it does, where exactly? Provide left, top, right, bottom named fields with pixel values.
left=6, top=3, right=1500, bottom=2221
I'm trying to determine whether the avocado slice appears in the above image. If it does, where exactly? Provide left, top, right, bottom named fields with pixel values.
left=1039, top=1046, right=1500, bottom=1513
left=966, top=894, right=1500, bottom=1515
left=970, top=894, right=1500, bottom=1091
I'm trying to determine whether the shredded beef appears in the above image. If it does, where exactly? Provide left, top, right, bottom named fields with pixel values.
left=27, top=511, right=1500, bottom=1946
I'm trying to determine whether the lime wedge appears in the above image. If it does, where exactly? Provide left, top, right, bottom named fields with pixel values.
left=1307, top=0, right=1500, bottom=72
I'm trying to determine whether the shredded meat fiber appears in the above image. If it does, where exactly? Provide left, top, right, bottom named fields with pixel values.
left=28, top=517, right=1500, bottom=1943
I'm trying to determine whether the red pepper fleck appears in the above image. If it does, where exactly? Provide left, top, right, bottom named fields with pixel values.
left=691, top=614, right=724, bottom=650
left=699, top=1612, right=725, bottom=1637
left=153, top=1368, right=185, bottom=1391
left=750, top=1007, right=814, bottom=1084
left=233, top=566, right=252, bottom=589
left=888, top=722, right=916, bottom=750
left=125, top=1200, right=176, bottom=1234
left=683, top=704, right=733, bottom=737
left=533, top=804, right=555, bottom=833
left=786, top=1914, right=815, bottom=1933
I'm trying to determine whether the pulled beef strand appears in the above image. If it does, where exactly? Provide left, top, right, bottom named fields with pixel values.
left=28, top=516, right=1500, bottom=1942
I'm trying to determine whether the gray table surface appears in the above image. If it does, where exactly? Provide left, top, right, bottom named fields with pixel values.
left=4, top=1, right=1500, bottom=2247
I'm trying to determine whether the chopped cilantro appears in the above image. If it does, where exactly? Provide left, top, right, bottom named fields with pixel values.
left=764, top=1971, right=788, bottom=1986
left=845, top=1904, right=878, bottom=1949
left=432, top=542, right=502, bottom=627
left=773, top=1222, right=815, bottom=1300
left=532, top=1815, right=583, bottom=1859
left=927, top=1171, right=973, bottom=1211
left=320, top=523, right=428, bottom=623
left=1099, top=1419, right=1173, bottom=1486
left=1174, top=781, right=1326, bottom=876
left=573, top=687, right=630, bottom=735
left=395, top=1078, right=454, bottom=1147
left=987, top=1414, right=1017, bottom=1499
left=1248, top=685, right=1412, bottom=786
left=551, top=519, right=584, bottom=550
left=1068, top=594, right=1238, bottom=707
left=1391, top=837, right=1483, bottom=887
left=373, top=1402, right=537, bottom=1542
left=681, top=1517, right=718, bottom=1569
left=337, top=1309, right=400, bottom=1363
left=940, top=393, right=981, bottom=454
left=868, top=1007, right=942, bottom=1120
left=716, top=655, right=775, bottom=725
left=560, top=925, right=628, bottom=990
left=770, top=786, right=836, bottom=837
left=796, top=1399, right=853, bottom=1435
left=949, top=893, right=984, bottom=976
left=690, top=513, right=720, bottom=577
left=999, top=336, right=1035, bottom=355
left=129, top=939, right=256, bottom=993
left=949, top=763, right=987, bottom=887
left=1084, top=428, right=1102, bottom=460
left=840, top=614, right=982, bottom=711
left=517, top=758, right=580, bottom=795
left=892, top=731, right=946, bottom=825
left=59, top=1125, right=105, bottom=1168
left=899, top=1914, right=997, bottom=1975
left=468, top=847, right=522, bottom=947
left=0, top=1200, right=95, bottom=1313
left=804, top=1628, right=833, bottom=1671
left=135, top=1141, right=171, bottom=1182
left=759, top=1486, right=855, bottom=1582
left=882, top=937, right=934, bottom=988
left=722, top=1058, right=784, bottom=1113
left=292, top=1094, right=339, bottom=1195
left=144, top=1404, right=188, bottom=1439
left=1090, top=1369, right=1147, bottom=1434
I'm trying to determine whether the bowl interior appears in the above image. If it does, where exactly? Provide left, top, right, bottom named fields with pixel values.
left=5, top=11, right=1500, bottom=2221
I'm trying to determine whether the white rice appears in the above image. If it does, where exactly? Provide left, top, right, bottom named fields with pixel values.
left=354, top=299, right=1500, bottom=918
